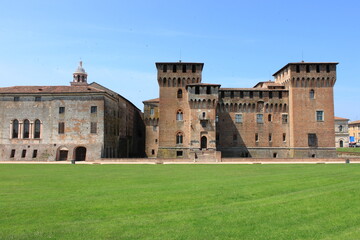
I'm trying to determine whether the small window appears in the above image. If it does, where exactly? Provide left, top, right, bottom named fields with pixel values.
left=32, top=150, right=38, bottom=158
left=268, top=114, right=272, bottom=122
left=235, top=114, right=242, bottom=123
left=176, top=151, right=183, bottom=157
left=326, top=64, right=330, bottom=73
left=21, top=150, right=26, bottom=158
left=316, top=65, right=320, bottom=73
left=216, top=115, right=219, bottom=123
left=269, top=92, right=273, bottom=99
left=23, top=120, right=30, bottom=139
left=233, top=134, right=237, bottom=141
left=249, top=92, right=253, bottom=98
left=240, top=92, right=244, bottom=98
left=296, top=65, right=300, bottom=73
left=206, top=86, right=211, bottom=94
left=256, top=114, right=263, bottom=123
left=176, top=110, right=183, bottom=121
left=255, top=133, right=259, bottom=142
left=35, top=96, right=41, bottom=102
left=316, top=111, right=324, bottom=121
left=195, top=86, right=200, bottom=94
left=221, top=91, right=225, bottom=98
left=10, top=149, right=15, bottom=158
left=177, top=89, right=183, bottom=98
left=283, top=133, right=286, bottom=142
left=259, top=92, right=263, bottom=98
left=153, top=126, right=157, bottom=132
left=12, top=119, right=19, bottom=138
left=182, top=65, right=186, bottom=73
left=282, top=114, right=288, bottom=124
left=176, top=132, right=183, bottom=144
left=306, top=65, right=310, bottom=73
left=155, top=139, right=158, bottom=143
left=163, top=65, right=167, bottom=72
left=308, top=133, right=317, bottom=147
left=14, top=97, right=19, bottom=101
left=90, top=122, right=97, bottom=134
left=91, top=106, right=97, bottom=113
left=150, top=107, right=154, bottom=115
left=279, top=91, right=282, bottom=99
left=59, top=107, right=65, bottom=114
left=151, top=149, right=155, bottom=155
left=273, top=153, right=277, bottom=158
left=192, top=65, right=196, bottom=73
left=201, top=121, right=207, bottom=128
left=173, top=65, right=177, bottom=73
left=230, top=91, right=234, bottom=98
left=58, top=122, right=65, bottom=134
left=216, top=133, right=219, bottom=141
left=34, top=119, right=41, bottom=138
left=269, top=133, right=272, bottom=142
left=202, top=112, right=206, bottom=118
left=339, top=125, right=343, bottom=132
left=310, top=89, right=315, bottom=99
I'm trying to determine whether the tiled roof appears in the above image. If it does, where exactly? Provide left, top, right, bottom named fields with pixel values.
left=334, top=116, right=349, bottom=120
left=220, top=88, right=287, bottom=91
left=143, top=98, right=159, bottom=103
left=0, top=85, right=104, bottom=94
left=349, top=120, right=360, bottom=125
left=186, top=83, right=221, bottom=86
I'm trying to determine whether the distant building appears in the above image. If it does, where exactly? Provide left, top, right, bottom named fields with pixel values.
left=0, top=62, right=145, bottom=161
left=334, top=117, right=349, bottom=147
left=143, top=61, right=338, bottom=160
left=349, top=120, right=360, bottom=144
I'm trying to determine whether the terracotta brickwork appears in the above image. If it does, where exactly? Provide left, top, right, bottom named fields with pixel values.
left=144, top=61, right=338, bottom=159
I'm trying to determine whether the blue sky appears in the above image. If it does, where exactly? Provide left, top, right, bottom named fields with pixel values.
left=0, top=0, right=359, bottom=120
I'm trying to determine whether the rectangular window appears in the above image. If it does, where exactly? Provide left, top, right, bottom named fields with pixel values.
left=58, top=122, right=65, bottom=134
left=90, top=106, right=97, bottom=113
left=326, top=65, right=330, bottom=73
left=269, top=92, right=273, bottom=99
left=32, top=150, right=38, bottom=158
left=240, top=92, right=244, bottom=98
left=282, top=114, right=288, bottom=124
left=296, top=65, right=300, bottom=73
left=151, top=149, right=155, bottom=155
left=316, top=111, right=324, bottom=121
left=153, top=125, right=157, bottom=132
left=10, top=149, right=15, bottom=158
left=163, top=65, right=167, bottom=72
left=150, top=107, right=154, bottom=115
left=255, top=133, right=259, bottom=142
left=21, top=150, right=26, bottom=158
left=90, top=122, right=97, bottom=134
left=279, top=91, right=282, bottom=99
left=283, top=133, right=286, bottom=142
left=59, top=107, right=65, bottom=114
left=308, top=133, right=317, bottom=147
left=306, top=65, right=310, bottom=73
left=256, top=114, right=263, bottom=123
left=316, top=65, right=320, bottom=73
left=35, top=96, right=41, bottom=102
left=249, top=92, right=253, bottom=98
left=235, top=114, right=242, bottom=123
left=269, top=133, right=272, bottom=142
left=182, top=65, right=186, bottom=73
left=215, top=115, right=219, bottom=123
left=176, top=151, right=183, bottom=157
left=14, top=97, right=19, bottom=101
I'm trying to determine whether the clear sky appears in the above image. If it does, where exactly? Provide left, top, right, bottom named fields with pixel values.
left=0, top=0, right=359, bottom=120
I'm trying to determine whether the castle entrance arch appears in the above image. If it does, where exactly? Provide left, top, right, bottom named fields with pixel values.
left=75, top=147, right=86, bottom=161
left=57, top=146, right=69, bottom=161
left=201, top=136, right=207, bottom=149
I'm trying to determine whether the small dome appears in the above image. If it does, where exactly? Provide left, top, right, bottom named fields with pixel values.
left=74, top=61, right=87, bottom=74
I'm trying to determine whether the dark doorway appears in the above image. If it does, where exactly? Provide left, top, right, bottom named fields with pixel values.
left=59, top=150, right=68, bottom=161
left=201, top=136, right=207, bottom=149
left=75, top=147, right=86, bottom=161
left=340, top=140, right=344, bottom=148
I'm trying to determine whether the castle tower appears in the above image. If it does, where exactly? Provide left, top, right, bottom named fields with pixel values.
left=71, top=61, right=88, bottom=86
left=156, top=62, right=204, bottom=158
left=273, top=62, right=338, bottom=158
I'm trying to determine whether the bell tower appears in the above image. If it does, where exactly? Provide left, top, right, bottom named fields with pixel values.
left=71, top=61, right=88, bottom=86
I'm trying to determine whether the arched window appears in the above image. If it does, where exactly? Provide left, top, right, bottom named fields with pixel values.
left=177, top=89, right=182, bottom=98
left=23, top=119, right=30, bottom=139
left=339, top=125, right=343, bottom=132
left=310, top=89, right=315, bottom=99
left=176, top=132, right=183, bottom=144
left=176, top=110, right=183, bottom=121
left=34, top=119, right=41, bottom=138
left=12, top=119, right=19, bottom=138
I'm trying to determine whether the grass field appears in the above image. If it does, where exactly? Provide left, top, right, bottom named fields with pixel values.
left=1, top=164, right=360, bottom=240
left=337, top=147, right=360, bottom=153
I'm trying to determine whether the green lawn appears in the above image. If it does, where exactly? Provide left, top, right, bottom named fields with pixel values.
left=337, top=147, right=360, bottom=153
left=1, top=164, right=360, bottom=240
